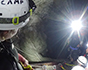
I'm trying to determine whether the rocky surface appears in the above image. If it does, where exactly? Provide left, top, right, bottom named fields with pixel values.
left=12, top=0, right=54, bottom=62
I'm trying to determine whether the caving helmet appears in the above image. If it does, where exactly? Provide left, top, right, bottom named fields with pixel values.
left=0, top=0, right=36, bottom=30
left=77, top=56, right=87, bottom=67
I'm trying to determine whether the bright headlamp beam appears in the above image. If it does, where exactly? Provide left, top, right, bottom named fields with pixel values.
left=71, top=20, right=82, bottom=31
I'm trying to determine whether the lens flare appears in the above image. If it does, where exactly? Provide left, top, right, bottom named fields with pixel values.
left=71, top=20, right=83, bottom=31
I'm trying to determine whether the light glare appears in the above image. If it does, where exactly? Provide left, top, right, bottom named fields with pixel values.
left=71, top=20, right=82, bottom=31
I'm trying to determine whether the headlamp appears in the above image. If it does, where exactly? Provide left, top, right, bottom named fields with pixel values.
left=71, top=20, right=83, bottom=31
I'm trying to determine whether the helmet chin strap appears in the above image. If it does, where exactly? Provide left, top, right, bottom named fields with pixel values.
left=2, top=36, right=5, bottom=41
left=0, top=36, right=6, bottom=42
left=0, top=31, right=9, bottom=42
left=0, top=29, right=18, bottom=42
left=0, top=37, right=5, bottom=42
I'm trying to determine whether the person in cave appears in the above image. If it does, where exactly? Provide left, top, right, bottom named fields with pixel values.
left=71, top=56, right=88, bottom=70
left=0, top=0, right=36, bottom=70
left=67, top=32, right=82, bottom=64
left=67, top=29, right=88, bottom=64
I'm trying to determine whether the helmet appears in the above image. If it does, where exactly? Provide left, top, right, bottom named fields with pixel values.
left=71, top=65, right=85, bottom=70
left=77, top=56, right=87, bottom=66
left=0, top=0, right=36, bottom=30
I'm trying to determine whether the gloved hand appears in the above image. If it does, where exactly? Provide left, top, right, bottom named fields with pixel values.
left=20, top=61, right=33, bottom=70
left=24, top=59, right=29, bottom=67
left=18, top=53, right=33, bottom=70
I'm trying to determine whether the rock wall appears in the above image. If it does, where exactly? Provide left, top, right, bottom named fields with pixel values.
left=12, top=0, right=53, bottom=62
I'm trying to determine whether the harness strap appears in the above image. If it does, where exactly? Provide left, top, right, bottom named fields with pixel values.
left=0, top=41, right=21, bottom=70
